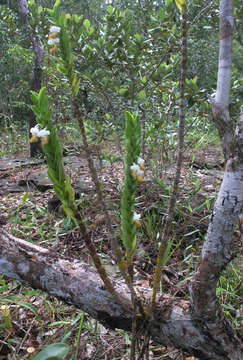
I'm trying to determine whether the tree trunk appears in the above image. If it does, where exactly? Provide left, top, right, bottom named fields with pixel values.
left=0, top=228, right=242, bottom=360
left=212, top=0, right=234, bottom=162
left=189, top=0, right=243, bottom=358
left=189, top=109, right=243, bottom=359
left=17, top=0, right=44, bottom=158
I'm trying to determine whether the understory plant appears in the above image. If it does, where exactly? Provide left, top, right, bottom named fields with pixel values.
left=30, top=86, right=147, bottom=358
left=29, top=0, right=188, bottom=358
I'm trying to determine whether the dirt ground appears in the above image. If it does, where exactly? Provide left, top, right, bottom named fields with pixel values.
left=0, top=145, right=242, bottom=360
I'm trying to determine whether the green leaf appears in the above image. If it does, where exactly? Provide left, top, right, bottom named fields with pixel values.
left=138, top=90, right=146, bottom=100
left=30, top=91, right=39, bottom=105
left=32, top=343, right=70, bottom=360
left=107, top=5, right=113, bottom=15
left=17, top=301, right=40, bottom=321
left=56, top=64, right=66, bottom=73
left=73, top=14, right=81, bottom=24
left=38, top=87, right=48, bottom=111
left=22, top=192, right=29, bottom=204
left=119, top=87, right=128, bottom=96
left=162, top=239, right=174, bottom=266
left=141, top=76, right=147, bottom=84
left=53, top=0, right=61, bottom=20
left=83, top=19, right=90, bottom=29
left=175, top=0, right=186, bottom=12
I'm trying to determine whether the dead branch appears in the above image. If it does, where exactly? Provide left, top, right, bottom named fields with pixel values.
left=0, top=228, right=242, bottom=360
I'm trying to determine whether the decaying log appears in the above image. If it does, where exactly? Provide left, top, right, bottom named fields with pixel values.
left=0, top=229, right=242, bottom=360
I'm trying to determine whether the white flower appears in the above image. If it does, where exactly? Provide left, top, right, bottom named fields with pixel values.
left=30, top=125, right=40, bottom=136
left=138, top=157, right=145, bottom=170
left=27, top=347, right=35, bottom=354
left=136, top=168, right=144, bottom=177
left=137, top=157, right=145, bottom=166
left=133, top=212, right=142, bottom=227
left=130, top=163, right=140, bottom=172
left=50, top=26, right=61, bottom=34
left=30, top=126, right=50, bottom=138
left=130, top=162, right=145, bottom=182
left=47, top=38, right=60, bottom=45
left=38, top=128, right=50, bottom=138
left=133, top=212, right=141, bottom=222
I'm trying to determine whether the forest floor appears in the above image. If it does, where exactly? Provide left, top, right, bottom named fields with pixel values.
left=0, top=143, right=242, bottom=360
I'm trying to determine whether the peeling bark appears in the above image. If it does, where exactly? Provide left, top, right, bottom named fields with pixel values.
left=0, top=229, right=242, bottom=360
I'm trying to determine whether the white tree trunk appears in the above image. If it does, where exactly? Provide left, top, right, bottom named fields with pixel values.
left=215, top=0, right=233, bottom=106
left=212, top=0, right=234, bottom=161
left=189, top=0, right=243, bottom=357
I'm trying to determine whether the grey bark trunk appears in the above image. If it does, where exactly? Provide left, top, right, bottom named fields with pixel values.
left=189, top=0, right=243, bottom=358
left=190, top=109, right=243, bottom=359
left=212, top=0, right=234, bottom=161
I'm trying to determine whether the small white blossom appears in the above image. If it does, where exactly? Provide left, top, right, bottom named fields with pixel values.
left=137, top=157, right=145, bottom=166
left=30, top=126, right=50, bottom=138
left=138, top=157, right=145, bottom=170
left=133, top=212, right=142, bottom=227
left=130, top=162, right=145, bottom=182
left=136, top=168, right=144, bottom=177
left=133, top=212, right=141, bottom=222
left=130, top=163, right=140, bottom=172
left=50, top=26, right=61, bottom=34
left=38, top=128, right=50, bottom=138
left=30, top=125, right=40, bottom=136
left=47, top=38, right=60, bottom=45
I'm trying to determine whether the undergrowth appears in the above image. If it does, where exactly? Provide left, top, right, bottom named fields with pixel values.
left=0, top=123, right=242, bottom=359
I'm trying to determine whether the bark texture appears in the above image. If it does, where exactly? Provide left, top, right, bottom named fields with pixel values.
left=0, top=229, right=242, bottom=360
left=189, top=0, right=243, bottom=358
left=212, top=0, right=234, bottom=161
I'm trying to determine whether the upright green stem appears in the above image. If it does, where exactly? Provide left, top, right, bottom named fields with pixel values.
left=151, top=4, right=187, bottom=310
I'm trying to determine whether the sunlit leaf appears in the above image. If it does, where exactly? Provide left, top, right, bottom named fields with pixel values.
left=83, top=19, right=90, bottom=29
left=175, top=0, right=186, bottom=12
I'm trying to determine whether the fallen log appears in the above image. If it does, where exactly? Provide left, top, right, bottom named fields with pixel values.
left=0, top=229, right=242, bottom=360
